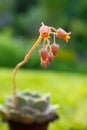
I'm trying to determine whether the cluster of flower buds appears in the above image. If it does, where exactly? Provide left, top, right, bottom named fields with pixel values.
left=39, top=43, right=59, bottom=68
left=39, top=22, right=71, bottom=68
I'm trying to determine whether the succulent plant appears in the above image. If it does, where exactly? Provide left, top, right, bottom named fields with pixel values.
left=0, top=91, right=59, bottom=124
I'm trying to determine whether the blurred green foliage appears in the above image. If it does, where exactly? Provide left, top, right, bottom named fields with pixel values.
left=0, top=0, right=87, bottom=71
left=0, top=30, right=25, bottom=68
left=0, top=0, right=14, bottom=12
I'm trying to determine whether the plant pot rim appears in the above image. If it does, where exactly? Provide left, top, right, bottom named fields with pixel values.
left=6, top=112, right=59, bottom=124
left=8, top=119, right=49, bottom=130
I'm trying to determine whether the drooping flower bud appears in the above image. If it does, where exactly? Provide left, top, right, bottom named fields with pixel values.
left=41, top=60, right=50, bottom=69
left=39, top=48, right=48, bottom=61
left=48, top=52, right=54, bottom=62
left=56, top=28, right=71, bottom=42
left=51, top=43, right=60, bottom=57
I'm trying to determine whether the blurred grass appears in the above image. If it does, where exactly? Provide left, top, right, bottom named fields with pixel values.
left=0, top=68, right=87, bottom=130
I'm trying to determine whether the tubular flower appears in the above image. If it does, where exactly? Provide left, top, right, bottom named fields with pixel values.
left=56, top=28, right=71, bottom=42
left=39, top=24, right=51, bottom=40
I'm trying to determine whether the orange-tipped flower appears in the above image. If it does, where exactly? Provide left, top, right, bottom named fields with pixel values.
left=56, top=28, right=71, bottom=42
left=39, top=24, right=51, bottom=40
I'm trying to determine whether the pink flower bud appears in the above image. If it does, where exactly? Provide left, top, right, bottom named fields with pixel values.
left=56, top=28, right=71, bottom=42
left=39, top=48, right=48, bottom=61
left=39, top=24, right=51, bottom=39
left=51, top=43, right=60, bottom=57
left=48, top=52, right=54, bottom=62
left=41, top=60, right=50, bottom=69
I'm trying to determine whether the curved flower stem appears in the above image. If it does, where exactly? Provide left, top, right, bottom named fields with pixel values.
left=13, top=35, right=42, bottom=106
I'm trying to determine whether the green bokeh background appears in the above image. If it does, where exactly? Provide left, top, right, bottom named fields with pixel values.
left=0, top=0, right=87, bottom=72
left=0, top=0, right=87, bottom=130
